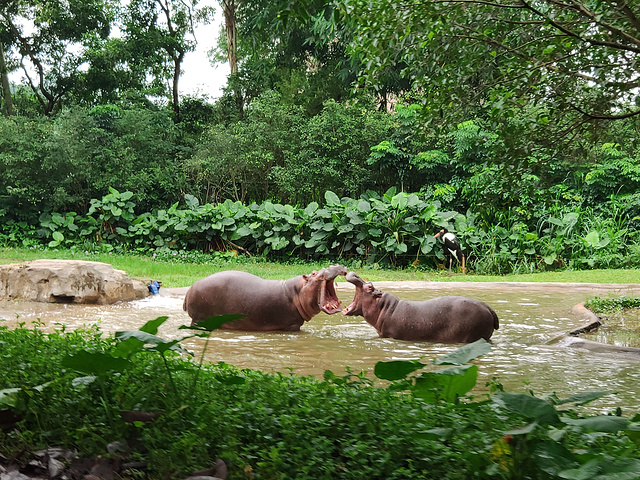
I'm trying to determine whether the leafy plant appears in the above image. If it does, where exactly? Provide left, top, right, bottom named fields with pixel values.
left=585, top=296, right=640, bottom=314
left=374, top=339, right=491, bottom=403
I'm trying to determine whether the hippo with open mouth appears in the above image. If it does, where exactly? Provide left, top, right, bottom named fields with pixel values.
left=342, top=271, right=499, bottom=343
left=183, top=265, right=347, bottom=331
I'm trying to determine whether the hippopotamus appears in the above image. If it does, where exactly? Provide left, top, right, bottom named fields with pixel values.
left=183, top=265, right=347, bottom=331
left=342, top=272, right=499, bottom=343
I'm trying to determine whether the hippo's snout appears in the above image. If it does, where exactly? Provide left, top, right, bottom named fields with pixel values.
left=346, top=271, right=365, bottom=286
left=325, top=264, right=348, bottom=280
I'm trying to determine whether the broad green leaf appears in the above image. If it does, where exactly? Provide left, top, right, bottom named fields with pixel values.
left=532, top=440, right=577, bottom=475
left=305, top=202, right=319, bottom=215
left=139, top=316, right=170, bottom=335
left=583, top=231, right=600, bottom=248
left=357, top=200, right=371, bottom=212
left=374, top=359, right=425, bottom=381
left=553, top=391, right=611, bottom=406
left=433, top=339, right=491, bottom=365
left=395, top=242, right=408, bottom=253
left=325, top=190, right=341, bottom=206
left=421, top=236, right=436, bottom=254
left=413, top=364, right=478, bottom=403
left=391, top=192, right=408, bottom=209
left=184, top=194, right=199, bottom=209
left=62, top=351, right=132, bottom=375
left=180, top=314, right=245, bottom=332
left=493, top=392, right=560, bottom=425
left=561, top=415, right=630, bottom=433
left=557, top=459, right=601, bottom=480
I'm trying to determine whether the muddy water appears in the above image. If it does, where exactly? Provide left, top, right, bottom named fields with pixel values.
left=2, top=281, right=640, bottom=415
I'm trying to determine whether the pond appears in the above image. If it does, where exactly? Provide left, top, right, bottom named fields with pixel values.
left=2, top=280, right=640, bottom=416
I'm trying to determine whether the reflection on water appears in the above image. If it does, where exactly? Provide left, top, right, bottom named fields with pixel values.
left=588, top=311, right=640, bottom=348
left=2, top=281, right=640, bottom=415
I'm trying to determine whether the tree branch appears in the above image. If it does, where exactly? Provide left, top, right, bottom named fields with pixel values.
left=566, top=0, right=640, bottom=49
left=519, top=0, right=640, bottom=54
left=570, top=103, right=640, bottom=120
left=618, top=0, right=640, bottom=34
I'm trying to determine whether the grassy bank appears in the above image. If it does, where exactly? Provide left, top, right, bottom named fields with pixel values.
left=2, top=247, right=639, bottom=287
left=2, top=325, right=639, bottom=479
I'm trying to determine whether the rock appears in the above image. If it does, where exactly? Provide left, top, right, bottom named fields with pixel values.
left=188, top=459, right=228, bottom=480
left=0, top=260, right=149, bottom=304
left=0, top=467, right=32, bottom=480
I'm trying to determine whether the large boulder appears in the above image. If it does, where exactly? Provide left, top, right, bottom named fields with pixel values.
left=0, top=259, right=150, bottom=304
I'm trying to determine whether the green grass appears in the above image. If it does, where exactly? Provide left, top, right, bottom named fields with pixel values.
left=2, top=325, right=639, bottom=479
left=1, top=247, right=639, bottom=287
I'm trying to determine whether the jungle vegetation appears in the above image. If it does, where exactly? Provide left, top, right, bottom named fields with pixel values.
left=2, top=320, right=640, bottom=479
left=2, top=4, right=640, bottom=478
left=1, top=1, right=640, bottom=274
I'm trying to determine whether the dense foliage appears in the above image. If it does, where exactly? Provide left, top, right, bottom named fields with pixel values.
left=1, top=322, right=639, bottom=479
left=585, top=296, right=640, bottom=314
left=2, top=3, right=640, bottom=275
left=3, top=185, right=640, bottom=274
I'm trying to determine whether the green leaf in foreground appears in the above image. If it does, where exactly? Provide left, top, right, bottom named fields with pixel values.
left=374, top=359, right=425, bottom=381
left=139, top=316, right=170, bottom=334
left=179, top=314, right=244, bottom=332
left=413, top=364, right=478, bottom=403
left=493, top=392, right=560, bottom=425
left=62, top=351, right=132, bottom=375
left=561, top=415, right=630, bottom=433
left=551, top=391, right=612, bottom=406
left=433, top=338, right=491, bottom=365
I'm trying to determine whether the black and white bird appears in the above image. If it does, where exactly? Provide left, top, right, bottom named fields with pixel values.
left=433, top=228, right=465, bottom=276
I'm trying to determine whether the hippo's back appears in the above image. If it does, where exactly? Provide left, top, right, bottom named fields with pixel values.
left=387, top=295, right=498, bottom=343
left=183, top=271, right=300, bottom=330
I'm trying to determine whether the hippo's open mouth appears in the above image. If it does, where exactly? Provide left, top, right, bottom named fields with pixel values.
left=318, top=265, right=347, bottom=314
left=341, top=300, right=357, bottom=316
left=320, top=279, right=342, bottom=314
left=341, top=271, right=363, bottom=315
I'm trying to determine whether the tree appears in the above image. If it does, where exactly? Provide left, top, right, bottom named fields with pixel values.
left=344, top=1, right=640, bottom=143
left=220, top=0, right=238, bottom=74
left=0, top=0, right=115, bottom=116
left=0, top=41, right=14, bottom=116
left=122, top=0, right=207, bottom=121
left=214, top=0, right=359, bottom=116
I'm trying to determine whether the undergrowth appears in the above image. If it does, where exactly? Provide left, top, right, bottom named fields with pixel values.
left=585, top=296, right=640, bottom=313
left=1, top=322, right=639, bottom=479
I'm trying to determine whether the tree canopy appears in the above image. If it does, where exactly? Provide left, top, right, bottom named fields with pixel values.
left=344, top=0, right=640, bottom=143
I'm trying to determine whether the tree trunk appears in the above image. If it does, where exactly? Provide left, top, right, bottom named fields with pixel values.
left=222, top=0, right=243, bottom=116
left=0, top=42, right=15, bottom=116
left=223, top=0, right=237, bottom=74
left=172, top=51, right=183, bottom=122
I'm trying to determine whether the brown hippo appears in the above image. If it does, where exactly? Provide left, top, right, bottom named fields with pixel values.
left=183, top=265, right=347, bottom=331
left=342, top=272, right=498, bottom=343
